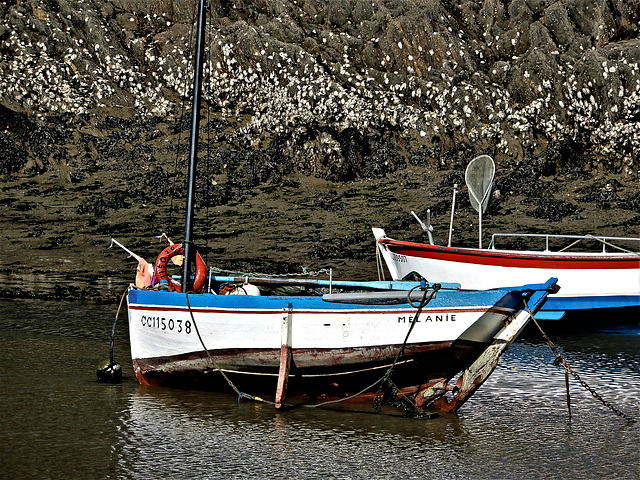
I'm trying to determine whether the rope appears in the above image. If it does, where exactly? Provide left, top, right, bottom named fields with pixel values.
left=372, top=285, right=440, bottom=414
left=203, top=3, right=213, bottom=267
left=557, top=238, right=585, bottom=252
left=182, top=284, right=438, bottom=411
left=375, top=241, right=386, bottom=282
left=166, top=2, right=198, bottom=237
left=558, top=235, right=637, bottom=254
left=398, top=285, right=439, bottom=360
left=586, top=235, right=637, bottom=254
left=208, top=265, right=331, bottom=278
left=302, top=373, right=388, bottom=409
left=306, top=284, right=440, bottom=411
left=184, top=291, right=275, bottom=405
left=523, top=300, right=636, bottom=424
left=109, top=288, right=128, bottom=366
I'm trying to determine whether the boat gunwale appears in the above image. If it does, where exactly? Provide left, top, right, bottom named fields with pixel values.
left=378, top=237, right=640, bottom=267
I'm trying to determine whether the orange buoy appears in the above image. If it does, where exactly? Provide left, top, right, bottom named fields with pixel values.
left=155, top=244, right=206, bottom=292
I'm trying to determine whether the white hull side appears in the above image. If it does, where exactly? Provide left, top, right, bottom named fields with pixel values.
left=382, top=250, right=640, bottom=298
left=370, top=225, right=640, bottom=301
left=127, top=302, right=508, bottom=368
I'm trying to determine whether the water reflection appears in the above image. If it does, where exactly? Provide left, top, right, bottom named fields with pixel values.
left=502, top=334, right=640, bottom=405
left=1, top=299, right=638, bottom=480
left=115, top=359, right=639, bottom=480
left=118, top=387, right=469, bottom=479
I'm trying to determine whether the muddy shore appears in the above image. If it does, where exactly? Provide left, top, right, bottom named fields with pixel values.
left=3, top=149, right=640, bottom=302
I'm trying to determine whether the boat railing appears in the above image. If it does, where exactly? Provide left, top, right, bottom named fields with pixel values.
left=487, top=233, right=640, bottom=254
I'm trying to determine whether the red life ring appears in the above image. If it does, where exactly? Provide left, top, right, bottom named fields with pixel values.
left=155, top=243, right=207, bottom=293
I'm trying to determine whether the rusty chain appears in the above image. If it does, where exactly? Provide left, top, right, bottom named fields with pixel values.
left=554, top=352, right=636, bottom=423
left=524, top=300, right=637, bottom=424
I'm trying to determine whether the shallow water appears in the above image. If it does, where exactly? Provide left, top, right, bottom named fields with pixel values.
left=1, top=299, right=638, bottom=479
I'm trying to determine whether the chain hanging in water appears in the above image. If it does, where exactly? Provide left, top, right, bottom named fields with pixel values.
left=524, top=301, right=637, bottom=424
left=373, top=375, right=419, bottom=417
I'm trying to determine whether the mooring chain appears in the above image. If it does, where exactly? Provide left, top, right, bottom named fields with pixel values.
left=557, top=354, right=636, bottom=424
left=524, top=300, right=637, bottom=424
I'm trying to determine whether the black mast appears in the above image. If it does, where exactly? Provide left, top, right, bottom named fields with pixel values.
left=182, top=0, right=207, bottom=291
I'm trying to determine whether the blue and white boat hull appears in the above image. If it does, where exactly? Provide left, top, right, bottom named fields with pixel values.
left=127, top=279, right=556, bottom=412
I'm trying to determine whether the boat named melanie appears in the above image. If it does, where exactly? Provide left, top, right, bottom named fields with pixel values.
left=128, top=274, right=558, bottom=414
left=120, top=0, right=558, bottom=417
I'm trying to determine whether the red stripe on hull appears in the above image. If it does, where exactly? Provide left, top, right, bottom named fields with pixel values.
left=380, top=239, right=640, bottom=270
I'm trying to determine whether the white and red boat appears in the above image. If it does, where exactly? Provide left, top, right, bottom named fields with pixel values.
left=374, top=228, right=640, bottom=321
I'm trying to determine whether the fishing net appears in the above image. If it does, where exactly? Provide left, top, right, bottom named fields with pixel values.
left=465, top=155, right=495, bottom=213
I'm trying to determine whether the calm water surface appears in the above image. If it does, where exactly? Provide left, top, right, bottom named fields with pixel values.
left=1, top=299, right=638, bottom=479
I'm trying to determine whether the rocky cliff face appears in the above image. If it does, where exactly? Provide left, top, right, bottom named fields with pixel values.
left=2, top=0, right=639, bottom=178
left=1, top=0, right=640, bottom=299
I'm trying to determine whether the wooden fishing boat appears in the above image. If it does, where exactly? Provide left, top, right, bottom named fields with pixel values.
left=128, top=276, right=557, bottom=413
left=122, top=0, right=559, bottom=416
left=374, top=228, right=640, bottom=322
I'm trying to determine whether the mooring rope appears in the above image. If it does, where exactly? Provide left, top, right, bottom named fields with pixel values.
left=109, top=288, right=128, bottom=366
left=375, top=241, right=386, bottom=282
left=372, top=284, right=441, bottom=414
left=523, top=300, right=637, bottom=424
left=183, top=285, right=438, bottom=411
left=184, top=291, right=275, bottom=405
left=305, top=284, right=440, bottom=411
